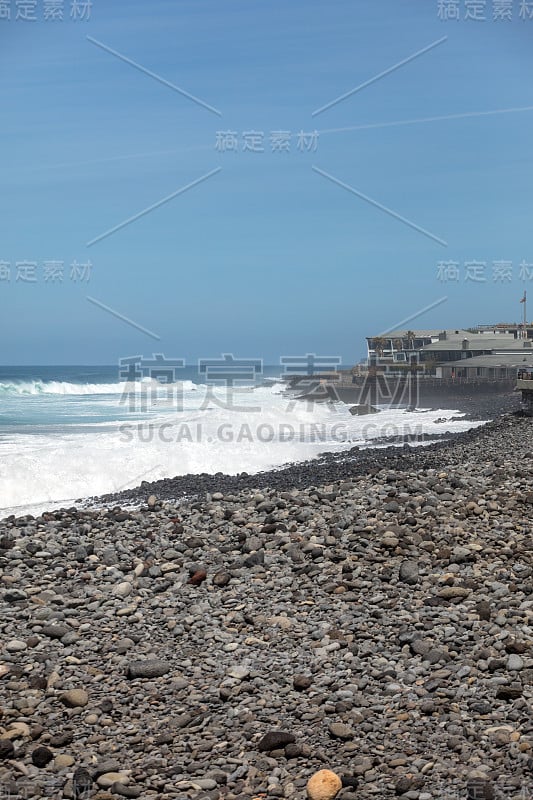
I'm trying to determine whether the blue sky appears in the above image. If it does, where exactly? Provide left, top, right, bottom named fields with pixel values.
left=2, top=0, right=533, bottom=364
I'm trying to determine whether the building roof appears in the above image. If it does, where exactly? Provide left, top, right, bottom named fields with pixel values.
left=489, top=339, right=533, bottom=350
left=421, top=334, right=520, bottom=351
left=367, top=329, right=457, bottom=340
left=446, top=353, right=533, bottom=368
left=368, top=328, right=520, bottom=341
left=475, top=322, right=533, bottom=329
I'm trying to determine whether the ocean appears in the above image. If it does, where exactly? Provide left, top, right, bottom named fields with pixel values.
left=0, top=365, right=485, bottom=520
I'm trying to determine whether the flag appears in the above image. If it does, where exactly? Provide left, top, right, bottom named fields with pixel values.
left=520, top=291, right=527, bottom=303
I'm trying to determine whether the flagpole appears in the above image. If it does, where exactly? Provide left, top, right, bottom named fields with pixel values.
left=520, top=290, right=527, bottom=339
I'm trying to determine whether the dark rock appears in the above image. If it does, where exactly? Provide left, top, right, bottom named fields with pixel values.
left=101, top=547, right=118, bottom=566
left=451, top=545, right=474, bottom=563
left=341, top=776, right=359, bottom=789
left=426, top=648, right=451, bottom=664
left=175, top=712, right=194, bottom=728
left=410, top=637, right=432, bottom=657
left=506, top=639, right=527, bottom=654
left=204, top=770, right=228, bottom=785
left=349, top=404, right=379, bottom=416
left=467, top=778, right=495, bottom=800
left=74, top=545, right=88, bottom=562
left=213, top=570, right=231, bottom=587
left=243, top=550, right=265, bottom=567
left=93, top=759, right=122, bottom=777
left=50, top=732, right=73, bottom=747
left=3, top=589, right=27, bottom=602
left=285, top=743, right=312, bottom=759
left=399, top=560, right=419, bottom=585
left=257, top=731, right=296, bottom=751
left=111, top=785, right=142, bottom=798
left=40, top=624, right=70, bottom=639
left=187, top=569, right=207, bottom=586
left=31, top=746, right=54, bottom=767
left=0, top=739, right=15, bottom=759
left=0, top=535, right=14, bottom=550
left=155, top=732, right=174, bottom=745
left=30, top=725, right=45, bottom=740
left=384, top=501, right=400, bottom=512
left=262, top=523, right=277, bottom=533
left=126, top=659, right=171, bottom=679
left=470, top=701, right=493, bottom=715
left=186, top=536, right=204, bottom=549
left=495, top=685, right=523, bottom=701
left=476, top=601, right=492, bottom=621
left=0, top=782, right=18, bottom=798
left=62, top=631, right=80, bottom=645
left=73, top=767, right=93, bottom=799
left=293, top=674, right=313, bottom=690
left=28, top=674, right=48, bottom=690
left=395, top=774, right=424, bottom=794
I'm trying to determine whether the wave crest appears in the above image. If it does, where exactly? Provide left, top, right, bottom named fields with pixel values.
left=0, top=379, right=200, bottom=396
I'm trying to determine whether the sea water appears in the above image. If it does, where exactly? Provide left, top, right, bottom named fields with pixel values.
left=0, top=366, right=486, bottom=519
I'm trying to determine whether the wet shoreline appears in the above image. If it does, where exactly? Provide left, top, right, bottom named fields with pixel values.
left=92, top=391, right=521, bottom=511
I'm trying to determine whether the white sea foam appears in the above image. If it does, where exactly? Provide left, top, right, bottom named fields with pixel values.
left=0, top=384, right=486, bottom=519
left=0, top=379, right=199, bottom=396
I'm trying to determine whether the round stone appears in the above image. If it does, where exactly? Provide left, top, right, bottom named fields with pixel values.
left=227, top=665, right=250, bottom=681
left=114, top=581, right=132, bottom=598
left=97, top=772, right=130, bottom=788
left=293, top=674, right=313, bottom=690
left=507, top=654, right=524, bottom=671
left=60, top=689, right=89, bottom=708
left=399, top=560, right=419, bottom=585
left=0, top=740, right=15, bottom=760
left=32, top=746, right=54, bottom=768
left=54, top=754, right=76, bottom=770
left=307, top=770, right=343, bottom=800
left=328, top=723, right=354, bottom=740
left=7, top=723, right=31, bottom=739
left=5, top=639, right=27, bottom=653
left=213, top=570, right=231, bottom=587
left=381, top=535, right=399, bottom=549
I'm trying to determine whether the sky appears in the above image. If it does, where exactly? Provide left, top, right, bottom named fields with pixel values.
left=1, top=0, right=533, bottom=365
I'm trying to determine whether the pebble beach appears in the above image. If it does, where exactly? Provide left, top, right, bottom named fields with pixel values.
left=1, top=410, right=532, bottom=800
